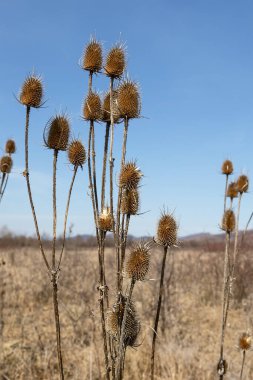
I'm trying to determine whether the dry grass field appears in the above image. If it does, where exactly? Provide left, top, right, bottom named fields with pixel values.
left=1, top=242, right=253, bottom=379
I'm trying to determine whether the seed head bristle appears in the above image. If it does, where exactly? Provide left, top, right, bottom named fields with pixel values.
left=117, top=80, right=141, bottom=119
left=238, top=332, right=251, bottom=351
left=126, top=242, right=151, bottom=281
left=82, top=39, right=102, bottom=73
left=104, top=45, right=125, bottom=78
left=121, top=188, right=139, bottom=215
left=236, top=175, right=249, bottom=194
left=5, top=139, right=16, bottom=154
left=98, top=207, right=114, bottom=231
left=156, top=212, right=178, bottom=247
left=83, top=92, right=102, bottom=121
left=0, top=156, right=13, bottom=173
left=221, top=210, right=235, bottom=233
left=102, top=91, right=121, bottom=123
left=68, top=140, right=86, bottom=167
left=226, top=181, right=238, bottom=200
left=44, top=115, right=70, bottom=151
left=119, top=161, right=142, bottom=190
left=19, top=75, right=43, bottom=108
left=221, top=160, right=233, bottom=175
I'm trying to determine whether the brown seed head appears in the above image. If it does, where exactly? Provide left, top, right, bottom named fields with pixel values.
left=126, top=242, right=150, bottom=281
left=121, top=188, right=139, bottom=215
left=104, top=45, right=125, bottom=78
left=156, top=213, right=178, bottom=247
left=5, top=139, right=16, bottom=154
left=0, top=156, right=13, bottom=173
left=221, top=160, right=233, bottom=175
left=83, top=92, right=102, bottom=121
left=82, top=39, right=102, bottom=73
left=238, top=332, right=251, bottom=351
left=117, top=80, right=141, bottom=119
left=236, top=175, right=249, bottom=193
left=98, top=207, right=114, bottom=232
left=119, top=161, right=142, bottom=190
left=19, top=75, right=43, bottom=108
left=226, top=181, right=238, bottom=200
left=45, top=115, right=70, bottom=151
left=221, top=210, right=235, bottom=233
left=102, top=91, right=121, bottom=123
left=68, top=140, right=86, bottom=167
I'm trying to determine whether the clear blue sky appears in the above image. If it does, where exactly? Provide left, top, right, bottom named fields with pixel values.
left=1, top=0, right=253, bottom=238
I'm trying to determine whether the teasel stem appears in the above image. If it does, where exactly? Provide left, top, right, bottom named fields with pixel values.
left=241, top=210, right=253, bottom=248
left=91, top=120, right=99, bottom=217
left=24, top=106, right=50, bottom=271
left=151, top=245, right=168, bottom=380
left=0, top=173, right=7, bottom=203
left=101, top=122, right=110, bottom=211
left=231, top=192, right=242, bottom=276
left=224, top=174, right=229, bottom=213
left=109, top=77, right=115, bottom=233
left=239, top=350, right=246, bottom=380
left=88, top=71, right=93, bottom=93
left=57, top=165, right=78, bottom=271
left=120, top=214, right=131, bottom=291
left=52, top=149, right=58, bottom=269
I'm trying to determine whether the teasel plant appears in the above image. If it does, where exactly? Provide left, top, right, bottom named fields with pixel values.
left=237, top=332, right=252, bottom=380
left=150, top=211, right=178, bottom=380
left=19, top=74, right=85, bottom=380
left=0, top=139, right=16, bottom=203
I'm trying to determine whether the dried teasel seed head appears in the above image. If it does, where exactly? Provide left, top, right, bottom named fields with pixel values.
left=44, top=115, right=70, bottom=151
left=68, top=140, right=86, bottom=167
left=102, top=91, right=121, bottom=123
left=117, top=80, right=141, bottom=119
left=236, top=175, right=249, bottom=194
left=19, top=75, right=43, bottom=108
left=221, top=160, right=233, bottom=175
left=98, top=208, right=114, bottom=232
left=221, top=210, right=235, bottom=233
left=119, top=161, right=142, bottom=190
left=5, top=139, right=16, bottom=154
left=0, top=156, right=13, bottom=173
left=82, top=39, right=102, bottom=73
left=83, top=91, right=102, bottom=121
left=238, top=332, right=251, bottom=351
left=121, top=188, right=139, bottom=215
left=227, top=181, right=238, bottom=200
left=156, top=212, right=178, bottom=247
left=126, top=242, right=151, bottom=281
left=104, top=45, right=125, bottom=78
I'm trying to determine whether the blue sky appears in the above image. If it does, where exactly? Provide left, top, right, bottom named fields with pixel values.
left=1, top=0, right=253, bottom=237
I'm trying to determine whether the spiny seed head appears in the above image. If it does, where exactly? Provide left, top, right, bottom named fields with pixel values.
left=126, top=242, right=151, bottom=281
left=82, top=39, right=102, bottom=73
left=221, top=160, right=233, bottom=175
left=236, top=175, right=249, bottom=193
left=5, top=139, right=16, bottom=154
left=121, top=188, right=139, bottom=215
left=44, top=115, right=70, bottom=151
left=227, top=182, right=238, bottom=199
left=0, top=156, right=13, bottom=173
left=19, top=75, right=43, bottom=108
left=117, top=80, right=141, bottom=119
left=221, top=210, right=235, bottom=233
left=156, top=212, right=178, bottom=247
left=102, top=91, right=121, bottom=123
left=238, top=332, right=251, bottom=351
left=68, top=140, right=86, bottom=167
left=104, top=45, right=125, bottom=78
left=119, top=161, right=142, bottom=190
left=98, top=208, right=114, bottom=232
left=83, top=92, right=102, bottom=121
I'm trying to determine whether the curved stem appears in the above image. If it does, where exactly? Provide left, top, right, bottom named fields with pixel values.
left=52, top=149, right=58, bottom=269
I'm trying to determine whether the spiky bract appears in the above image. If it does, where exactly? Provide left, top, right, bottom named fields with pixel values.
left=238, top=332, right=251, bottom=351
left=221, top=160, right=233, bottom=175
left=119, top=161, right=142, bottom=190
left=98, top=208, right=114, bottom=231
left=19, top=75, right=43, bottom=108
left=117, top=80, right=141, bottom=119
left=104, top=45, right=125, bottom=78
left=0, top=156, right=13, bottom=173
left=82, top=39, right=102, bottom=73
left=227, top=181, right=238, bottom=200
left=156, top=213, right=178, bottom=247
left=121, top=188, right=139, bottom=215
left=236, top=175, right=249, bottom=193
left=83, top=92, right=102, bottom=121
left=221, top=210, right=235, bottom=233
left=102, top=91, right=121, bottom=123
left=126, top=242, right=150, bottom=281
left=5, top=139, right=16, bottom=154
left=68, top=140, right=86, bottom=167
left=45, top=115, right=70, bottom=151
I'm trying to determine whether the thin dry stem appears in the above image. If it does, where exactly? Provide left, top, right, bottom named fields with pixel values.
left=224, top=174, right=229, bottom=213
left=240, top=350, right=246, bottom=380
left=101, top=122, right=110, bottom=211
left=52, top=149, right=58, bottom=269
left=0, top=173, right=8, bottom=203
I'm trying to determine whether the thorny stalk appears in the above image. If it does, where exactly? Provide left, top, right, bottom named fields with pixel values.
left=239, top=350, right=246, bottom=380
left=109, top=77, right=115, bottom=234
left=52, top=149, right=58, bottom=269
left=224, top=174, right=229, bottom=213
left=101, top=122, right=110, bottom=211
left=91, top=121, right=99, bottom=218
left=231, top=192, right=242, bottom=275
left=0, top=173, right=8, bottom=203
